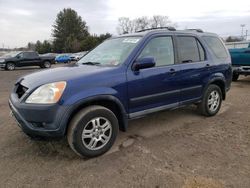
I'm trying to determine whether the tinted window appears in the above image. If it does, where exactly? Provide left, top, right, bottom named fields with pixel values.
left=26, top=52, right=38, bottom=58
left=19, top=52, right=38, bottom=58
left=177, top=36, right=200, bottom=63
left=203, top=36, right=228, bottom=58
left=138, top=36, right=174, bottom=66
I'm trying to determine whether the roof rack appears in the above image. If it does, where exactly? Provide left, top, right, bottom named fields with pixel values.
left=186, top=29, right=204, bottom=33
left=136, top=27, right=176, bottom=33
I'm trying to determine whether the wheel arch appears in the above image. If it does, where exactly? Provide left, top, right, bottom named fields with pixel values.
left=6, top=61, right=16, bottom=65
left=205, top=77, right=226, bottom=100
left=62, top=95, right=128, bottom=135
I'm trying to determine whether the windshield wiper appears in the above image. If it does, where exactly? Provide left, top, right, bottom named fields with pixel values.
left=81, top=61, right=101, bottom=65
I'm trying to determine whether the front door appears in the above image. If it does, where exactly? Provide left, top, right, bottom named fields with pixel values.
left=127, top=35, right=181, bottom=117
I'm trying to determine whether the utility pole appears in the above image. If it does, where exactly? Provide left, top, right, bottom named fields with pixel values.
left=240, top=24, right=245, bottom=40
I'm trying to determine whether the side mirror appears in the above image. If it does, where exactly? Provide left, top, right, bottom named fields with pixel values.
left=132, top=57, right=155, bottom=71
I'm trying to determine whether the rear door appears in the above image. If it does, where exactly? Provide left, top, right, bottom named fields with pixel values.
left=127, top=35, right=181, bottom=116
left=176, top=35, right=210, bottom=104
left=27, top=52, right=40, bottom=65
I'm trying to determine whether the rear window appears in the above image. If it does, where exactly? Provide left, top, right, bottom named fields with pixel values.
left=176, top=36, right=200, bottom=63
left=203, top=36, right=228, bottom=59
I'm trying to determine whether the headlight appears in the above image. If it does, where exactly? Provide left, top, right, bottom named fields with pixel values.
left=0, top=59, right=5, bottom=63
left=26, top=81, right=66, bottom=104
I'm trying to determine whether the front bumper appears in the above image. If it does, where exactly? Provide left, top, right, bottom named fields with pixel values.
left=0, top=63, right=6, bottom=68
left=233, top=66, right=250, bottom=75
left=9, top=93, right=70, bottom=138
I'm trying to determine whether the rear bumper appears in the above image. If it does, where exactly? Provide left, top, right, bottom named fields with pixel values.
left=9, top=93, right=70, bottom=138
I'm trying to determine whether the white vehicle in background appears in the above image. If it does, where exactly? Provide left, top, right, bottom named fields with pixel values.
left=70, top=51, right=88, bottom=61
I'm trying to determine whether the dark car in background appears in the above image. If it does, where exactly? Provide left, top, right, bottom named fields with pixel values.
left=229, top=43, right=250, bottom=81
left=9, top=28, right=232, bottom=158
left=0, top=51, right=55, bottom=70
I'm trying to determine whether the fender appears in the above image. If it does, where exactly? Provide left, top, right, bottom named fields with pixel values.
left=203, top=73, right=226, bottom=99
left=62, top=87, right=120, bottom=105
left=59, top=94, right=128, bottom=135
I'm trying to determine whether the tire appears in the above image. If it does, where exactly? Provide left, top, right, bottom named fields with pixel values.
left=5, top=62, right=15, bottom=71
left=42, top=61, right=51, bottom=68
left=67, top=105, right=119, bottom=158
left=198, top=84, right=222, bottom=116
left=232, top=72, right=239, bottom=81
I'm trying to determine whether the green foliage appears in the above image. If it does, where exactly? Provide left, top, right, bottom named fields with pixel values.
left=27, top=9, right=112, bottom=53
left=52, top=8, right=89, bottom=53
left=35, top=40, right=52, bottom=54
left=81, top=33, right=112, bottom=51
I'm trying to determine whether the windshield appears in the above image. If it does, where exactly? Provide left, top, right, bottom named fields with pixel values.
left=78, top=37, right=141, bottom=66
left=1, top=51, right=21, bottom=58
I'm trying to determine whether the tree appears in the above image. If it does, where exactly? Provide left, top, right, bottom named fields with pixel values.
left=35, top=40, right=42, bottom=53
left=80, top=33, right=112, bottom=51
left=35, top=40, right=52, bottom=54
left=117, top=16, right=176, bottom=34
left=150, top=15, right=173, bottom=28
left=27, top=42, right=36, bottom=51
left=225, top=36, right=243, bottom=42
left=117, top=17, right=135, bottom=34
left=134, top=17, right=150, bottom=31
left=52, top=8, right=89, bottom=53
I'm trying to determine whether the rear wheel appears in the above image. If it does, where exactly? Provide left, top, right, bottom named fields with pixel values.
left=5, top=62, right=15, bottom=71
left=232, top=72, right=239, bottom=81
left=198, top=84, right=222, bottom=116
left=67, top=105, right=119, bottom=158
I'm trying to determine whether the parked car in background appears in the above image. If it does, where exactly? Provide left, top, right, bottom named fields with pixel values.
left=55, top=54, right=71, bottom=63
left=70, top=51, right=88, bottom=61
left=229, top=43, right=250, bottom=81
left=70, top=54, right=80, bottom=61
left=0, top=51, right=55, bottom=70
left=9, top=28, right=232, bottom=158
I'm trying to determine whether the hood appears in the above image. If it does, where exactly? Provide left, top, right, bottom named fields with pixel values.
left=19, top=64, right=114, bottom=88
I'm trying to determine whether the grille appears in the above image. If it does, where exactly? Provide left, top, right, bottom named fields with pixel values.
left=16, top=84, right=28, bottom=98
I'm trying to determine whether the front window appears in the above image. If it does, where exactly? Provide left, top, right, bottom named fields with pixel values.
left=1, top=51, right=21, bottom=58
left=78, top=37, right=141, bottom=66
left=138, top=36, right=174, bottom=66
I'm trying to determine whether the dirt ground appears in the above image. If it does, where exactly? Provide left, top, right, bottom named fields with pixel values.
left=0, top=65, right=249, bottom=188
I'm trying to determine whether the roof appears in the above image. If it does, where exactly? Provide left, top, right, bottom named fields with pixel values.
left=117, top=28, right=217, bottom=38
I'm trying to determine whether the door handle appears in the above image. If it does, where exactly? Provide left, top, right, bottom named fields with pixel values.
left=169, top=68, right=176, bottom=75
left=206, top=64, right=210, bottom=67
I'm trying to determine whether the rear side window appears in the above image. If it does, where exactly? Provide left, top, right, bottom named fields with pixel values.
left=203, top=36, right=228, bottom=58
left=176, top=36, right=201, bottom=63
left=23, top=52, right=37, bottom=58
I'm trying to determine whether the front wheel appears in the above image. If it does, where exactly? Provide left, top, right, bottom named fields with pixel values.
left=198, top=84, right=222, bottom=116
left=5, top=62, right=15, bottom=71
left=67, top=105, right=119, bottom=158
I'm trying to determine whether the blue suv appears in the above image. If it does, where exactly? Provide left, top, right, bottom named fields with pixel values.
left=9, top=28, right=232, bottom=157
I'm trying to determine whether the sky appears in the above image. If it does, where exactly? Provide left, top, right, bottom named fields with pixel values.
left=0, top=0, right=250, bottom=48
